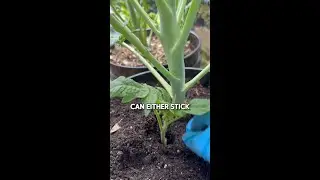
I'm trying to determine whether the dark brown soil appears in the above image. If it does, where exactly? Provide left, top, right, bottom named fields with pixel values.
left=110, top=83, right=210, bottom=180
left=110, top=36, right=193, bottom=67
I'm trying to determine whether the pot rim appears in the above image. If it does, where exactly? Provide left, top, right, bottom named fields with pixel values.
left=110, top=31, right=201, bottom=69
left=127, top=67, right=205, bottom=79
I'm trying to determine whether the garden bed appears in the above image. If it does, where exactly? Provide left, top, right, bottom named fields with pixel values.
left=110, top=83, right=210, bottom=180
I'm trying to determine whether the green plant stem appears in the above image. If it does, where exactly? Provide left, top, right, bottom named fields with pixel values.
left=126, top=1, right=139, bottom=29
left=139, top=22, right=147, bottom=46
left=110, top=4, right=125, bottom=23
left=168, top=0, right=176, bottom=12
left=160, top=121, right=168, bottom=146
left=156, top=0, right=202, bottom=104
left=110, top=15, right=177, bottom=83
left=183, top=64, right=210, bottom=92
left=121, top=42, right=173, bottom=97
left=131, top=0, right=160, bottom=37
left=172, top=0, right=201, bottom=54
left=112, top=0, right=207, bottom=146
left=155, top=0, right=173, bottom=21
left=140, top=0, right=148, bottom=46
left=155, top=0, right=177, bottom=52
left=154, top=110, right=162, bottom=130
left=176, top=0, right=187, bottom=23
left=185, top=1, right=192, bottom=10
left=155, top=0, right=185, bottom=104
left=155, top=13, right=160, bottom=27
left=126, top=0, right=143, bottom=42
left=154, top=110, right=167, bottom=146
left=160, top=115, right=183, bottom=146
left=147, top=30, right=153, bottom=48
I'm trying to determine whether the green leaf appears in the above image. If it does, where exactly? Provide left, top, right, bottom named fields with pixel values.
left=169, top=108, right=186, bottom=118
left=110, top=76, right=149, bottom=103
left=162, top=110, right=176, bottom=122
left=183, top=98, right=210, bottom=115
left=142, top=85, right=159, bottom=116
left=121, top=93, right=136, bottom=103
left=156, top=87, right=171, bottom=103
left=158, top=108, right=185, bottom=126
left=138, top=84, right=172, bottom=116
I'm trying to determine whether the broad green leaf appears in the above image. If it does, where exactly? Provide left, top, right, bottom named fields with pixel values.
left=142, top=85, right=159, bottom=116
left=110, top=76, right=125, bottom=88
left=141, top=85, right=172, bottom=116
left=183, top=98, right=210, bottom=115
left=110, top=76, right=149, bottom=103
left=121, top=93, right=136, bottom=103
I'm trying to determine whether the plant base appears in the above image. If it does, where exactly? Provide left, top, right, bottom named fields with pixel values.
left=110, top=84, right=210, bottom=180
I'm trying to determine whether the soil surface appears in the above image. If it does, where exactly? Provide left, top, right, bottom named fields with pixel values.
left=110, top=36, right=193, bottom=67
left=110, top=84, right=210, bottom=180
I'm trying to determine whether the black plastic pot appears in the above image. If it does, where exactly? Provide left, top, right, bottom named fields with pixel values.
left=110, top=31, right=202, bottom=78
left=128, top=67, right=210, bottom=87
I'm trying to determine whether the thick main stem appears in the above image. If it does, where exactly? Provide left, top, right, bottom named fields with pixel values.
left=155, top=0, right=185, bottom=104
left=172, top=0, right=201, bottom=54
left=169, top=51, right=185, bottom=104
left=176, top=0, right=188, bottom=23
